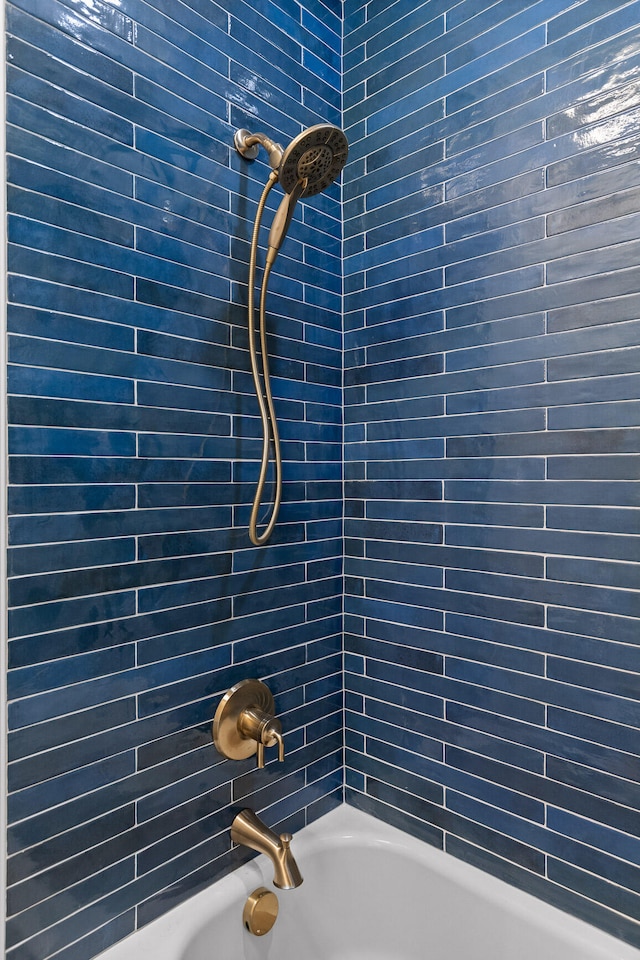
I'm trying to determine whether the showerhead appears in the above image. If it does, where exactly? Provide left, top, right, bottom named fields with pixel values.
left=270, top=125, right=348, bottom=257
left=278, top=124, right=348, bottom=197
left=234, top=122, right=349, bottom=260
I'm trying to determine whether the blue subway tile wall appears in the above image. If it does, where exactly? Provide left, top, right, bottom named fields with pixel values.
left=7, top=0, right=640, bottom=955
left=6, top=2, right=343, bottom=958
left=343, top=0, right=640, bottom=949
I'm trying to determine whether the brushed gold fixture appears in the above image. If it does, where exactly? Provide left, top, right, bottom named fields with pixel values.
left=235, top=128, right=283, bottom=169
left=213, top=679, right=284, bottom=768
left=234, top=123, right=348, bottom=546
left=246, top=167, right=281, bottom=547
left=232, top=809, right=303, bottom=889
left=243, top=886, right=279, bottom=936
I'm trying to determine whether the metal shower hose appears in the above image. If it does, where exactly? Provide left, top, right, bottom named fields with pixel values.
left=247, top=170, right=282, bottom=546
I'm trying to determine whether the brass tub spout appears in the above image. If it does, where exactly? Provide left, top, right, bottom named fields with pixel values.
left=231, top=809, right=303, bottom=890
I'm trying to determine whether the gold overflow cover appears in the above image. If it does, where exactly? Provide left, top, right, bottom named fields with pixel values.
left=243, top=887, right=279, bottom=936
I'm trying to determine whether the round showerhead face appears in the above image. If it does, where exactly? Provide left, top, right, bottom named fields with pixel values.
left=278, top=124, right=348, bottom=197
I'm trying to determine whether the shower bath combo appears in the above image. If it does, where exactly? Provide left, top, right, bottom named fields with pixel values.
left=234, top=124, right=348, bottom=545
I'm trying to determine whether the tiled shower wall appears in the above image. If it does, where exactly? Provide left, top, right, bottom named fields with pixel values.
left=343, top=0, right=640, bottom=949
left=5, top=2, right=343, bottom=959
left=6, top=0, right=640, bottom=956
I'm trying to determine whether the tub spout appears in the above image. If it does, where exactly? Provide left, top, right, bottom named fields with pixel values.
left=231, top=809, right=303, bottom=890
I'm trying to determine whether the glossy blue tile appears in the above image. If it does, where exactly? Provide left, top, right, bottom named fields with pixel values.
left=450, top=836, right=640, bottom=949
left=7, top=859, right=136, bottom=949
left=8, top=365, right=134, bottom=404
left=345, top=2, right=637, bottom=920
left=8, top=119, right=136, bottom=204
left=301, top=9, right=339, bottom=56
left=7, top=4, right=133, bottom=91
left=8, top=164, right=138, bottom=245
left=9, top=701, right=137, bottom=787
left=7, top=302, right=134, bottom=349
left=548, top=858, right=640, bottom=932
left=548, top=0, right=640, bottom=44
left=8, top=534, right=135, bottom=578
left=547, top=14, right=640, bottom=91
left=9, top=552, right=232, bottom=609
left=7, top=51, right=134, bottom=144
left=2, top=0, right=348, bottom=928
left=549, top=807, right=640, bottom=871
left=9, top=187, right=134, bottom=251
left=549, top=706, right=640, bottom=756
left=8, top=479, right=136, bottom=517
left=8, top=0, right=640, bottom=954
left=53, top=912, right=137, bottom=960
left=546, top=757, right=640, bottom=825
left=9, top=245, right=133, bottom=299
left=134, top=32, right=227, bottom=110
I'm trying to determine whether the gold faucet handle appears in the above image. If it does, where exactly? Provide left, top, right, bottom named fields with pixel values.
left=257, top=719, right=285, bottom=768
left=263, top=721, right=285, bottom=762
left=213, top=680, right=286, bottom=769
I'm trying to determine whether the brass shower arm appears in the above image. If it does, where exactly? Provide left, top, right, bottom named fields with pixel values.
left=234, top=128, right=283, bottom=171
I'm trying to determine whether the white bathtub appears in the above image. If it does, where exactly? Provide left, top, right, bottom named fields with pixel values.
left=97, top=804, right=640, bottom=960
